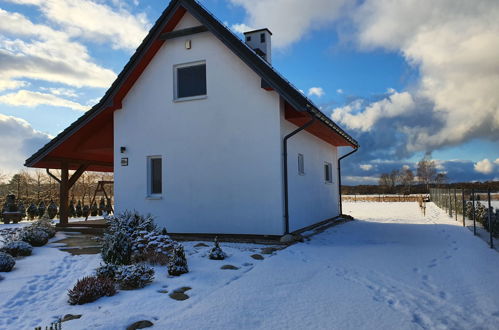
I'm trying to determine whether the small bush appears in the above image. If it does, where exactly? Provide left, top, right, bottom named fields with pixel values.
left=101, top=227, right=133, bottom=265
left=95, top=263, right=118, bottom=279
left=0, top=252, right=15, bottom=272
left=208, top=237, right=227, bottom=260
left=31, top=218, right=56, bottom=238
left=0, top=241, right=32, bottom=257
left=114, top=264, right=154, bottom=290
left=132, top=231, right=173, bottom=265
left=167, top=244, right=188, bottom=276
left=19, top=227, right=49, bottom=247
left=68, top=276, right=116, bottom=305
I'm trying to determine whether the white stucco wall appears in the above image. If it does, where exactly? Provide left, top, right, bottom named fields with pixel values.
left=280, top=106, right=340, bottom=232
left=114, top=13, right=284, bottom=235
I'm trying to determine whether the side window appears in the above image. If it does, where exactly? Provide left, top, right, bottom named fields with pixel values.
left=298, top=153, right=305, bottom=175
left=324, top=162, right=332, bottom=183
left=260, top=33, right=265, bottom=43
left=148, top=156, right=162, bottom=196
left=174, top=62, right=206, bottom=100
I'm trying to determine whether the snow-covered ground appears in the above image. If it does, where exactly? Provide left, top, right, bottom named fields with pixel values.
left=1, top=202, right=499, bottom=329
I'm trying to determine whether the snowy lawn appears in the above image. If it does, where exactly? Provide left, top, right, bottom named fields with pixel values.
left=1, top=202, right=499, bottom=329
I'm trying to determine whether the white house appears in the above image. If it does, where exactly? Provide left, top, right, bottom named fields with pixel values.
left=25, top=0, right=358, bottom=237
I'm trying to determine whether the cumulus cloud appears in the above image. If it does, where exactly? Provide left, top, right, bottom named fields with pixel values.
left=307, top=87, right=325, bottom=98
left=0, top=90, right=88, bottom=111
left=0, top=8, right=116, bottom=89
left=495, top=159, right=499, bottom=165
left=3, top=0, right=150, bottom=50
left=231, top=23, right=255, bottom=34
left=0, top=113, right=50, bottom=172
left=359, top=164, right=373, bottom=171
left=350, top=0, right=499, bottom=152
left=229, top=0, right=349, bottom=48
left=474, top=159, right=494, bottom=174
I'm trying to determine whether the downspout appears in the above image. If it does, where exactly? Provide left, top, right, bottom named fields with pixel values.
left=337, top=147, right=358, bottom=215
left=283, top=111, right=316, bottom=234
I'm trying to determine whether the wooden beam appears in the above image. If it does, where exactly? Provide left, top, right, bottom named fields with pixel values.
left=59, top=161, right=69, bottom=225
left=158, top=25, right=208, bottom=40
left=46, top=168, right=61, bottom=183
left=68, top=164, right=88, bottom=189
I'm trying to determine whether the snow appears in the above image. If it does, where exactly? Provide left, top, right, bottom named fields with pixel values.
left=1, top=202, right=499, bottom=329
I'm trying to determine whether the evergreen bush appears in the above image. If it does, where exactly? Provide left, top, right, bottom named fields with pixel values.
left=90, top=202, right=98, bottom=217
left=19, top=227, right=49, bottom=246
left=0, top=252, right=15, bottom=272
left=37, top=201, right=46, bottom=219
left=82, top=205, right=90, bottom=218
left=99, top=198, right=105, bottom=216
left=114, top=264, right=154, bottom=290
left=95, top=263, right=118, bottom=279
left=69, top=200, right=76, bottom=218
left=132, top=231, right=173, bottom=265
left=208, top=237, right=227, bottom=260
left=167, top=244, right=188, bottom=276
left=67, top=276, right=116, bottom=305
left=101, top=227, right=133, bottom=265
left=47, top=201, right=58, bottom=219
left=75, top=200, right=82, bottom=217
left=27, top=203, right=38, bottom=220
left=0, top=241, right=32, bottom=257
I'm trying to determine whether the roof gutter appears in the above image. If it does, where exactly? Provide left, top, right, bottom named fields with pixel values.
left=283, top=110, right=316, bottom=234
left=337, top=147, right=359, bottom=215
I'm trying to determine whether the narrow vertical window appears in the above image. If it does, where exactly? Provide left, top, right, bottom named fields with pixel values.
left=324, top=162, right=332, bottom=183
left=149, top=157, right=162, bottom=196
left=260, top=33, right=265, bottom=43
left=298, top=153, right=305, bottom=175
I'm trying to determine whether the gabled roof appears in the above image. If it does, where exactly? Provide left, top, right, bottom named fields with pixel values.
left=25, top=0, right=358, bottom=169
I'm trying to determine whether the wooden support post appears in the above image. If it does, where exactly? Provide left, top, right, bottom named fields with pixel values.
left=59, top=162, right=69, bottom=225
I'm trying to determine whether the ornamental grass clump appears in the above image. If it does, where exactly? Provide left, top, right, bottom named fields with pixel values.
left=0, top=252, right=15, bottom=272
left=167, top=244, right=188, bottom=276
left=0, top=241, right=32, bottom=257
left=208, top=237, right=227, bottom=260
left=68, top=276, right=116, bottom=305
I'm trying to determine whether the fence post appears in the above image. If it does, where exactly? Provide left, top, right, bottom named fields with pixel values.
left=454, top=188, right=458, bottom=221
left=488, top=188, right=493, bottom=249
left=462, top=189, right=466, bottom=227
left=472, top=188, right=476, bottom=235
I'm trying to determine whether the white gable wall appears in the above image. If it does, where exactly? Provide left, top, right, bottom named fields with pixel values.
left=280, top=106, right=340, bottom=232
left=114, top=13, right=283, bottom=235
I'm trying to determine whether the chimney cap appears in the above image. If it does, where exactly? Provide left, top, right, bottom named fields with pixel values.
left=243, top=28, right=272, bottom=36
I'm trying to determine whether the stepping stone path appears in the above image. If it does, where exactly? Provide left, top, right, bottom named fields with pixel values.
left=169, top=287, right=191, bottom=301
left=220, top=264, right=239, bottom=270
left=61, top=314, right=82, bottom=322
left=261, top=247, right=278, bottom=255
left=194, top=242, right=209, bottom=247
left=251, top=254, right=264, bottom=260
left=52, top=233, right=102, bottom=255
left=126, top=320, right=154, bottom=330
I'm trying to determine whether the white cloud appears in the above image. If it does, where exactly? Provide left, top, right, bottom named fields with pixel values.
left=3, top=0, right=150, bottom=50
left=0, top=79, right=28, bottom=92
left=0, top=8, right=116, bottom=88
left=494, top=158, right=499, bottom=165
left=474, top=158, right=494, bottom=174
left=336, top=89, right=344, bottom=94
left=307, top=87, right=325, bottom=98
left=229, top=0, right=349, bottom=48
left=402, top=165, right=410, bottom=170
left=0, top=113, right=50, bottom=172
left=231, top=23, right=255, bottom=34
left=344, top=175, right=379, bottom=184
left=0, top=90, right=88, bottom=111
left=41, top=87, right=80, bottom=98
left=331, top=90, right=415, bottom=132
left=352, top=0, right=499, bottom=151
left=359, top=164, right=373, bottom=171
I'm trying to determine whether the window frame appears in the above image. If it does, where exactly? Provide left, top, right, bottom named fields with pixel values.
left=147, top=156, right=163, bottom=199
left=173, top=60, right=207, bottom=102
left=297, top=153, right=305, bottom=175
left=324, top=161, right=333, bottom=184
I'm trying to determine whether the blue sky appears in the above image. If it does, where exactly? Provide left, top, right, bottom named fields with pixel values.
left=0, top=0, right=498, bottom=184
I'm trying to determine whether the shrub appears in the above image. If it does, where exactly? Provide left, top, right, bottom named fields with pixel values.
left=37, top=201, right=46, bottom=218
left=0, top=252, right=15, bottom=272
left=107, top=211, right=156, bottom=239
left=95, top=263, right=118, bottom=279
left=0, top=241, right=32, bottom=257
left=90, top=202, right=98, bottom=217
left=167, top=244, right=188, bottom=276
left=208, top=237, right=226, bottom=260
left=132, top=231, right=173, bottom=265
left=68, top=276, right=116, bottom=305
left=47, top=201, right=58, bottom=219
left=75, top=200, right=82, bottom=217
left=31, top=218, right=56, bottom=238
left=114, top=264, right=154, bottom=290
left=101, top=227, right=133, bottom=265
left=19, top=227, right=49, bottom=247
left=27, top=203, right=38, bottom=220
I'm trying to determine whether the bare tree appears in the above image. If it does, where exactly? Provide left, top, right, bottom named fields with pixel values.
left=417, top=155, right=437, bottom=192
left=401, top=168, right=414, bottom=193
left=435, top=172, right=448, bottom=186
